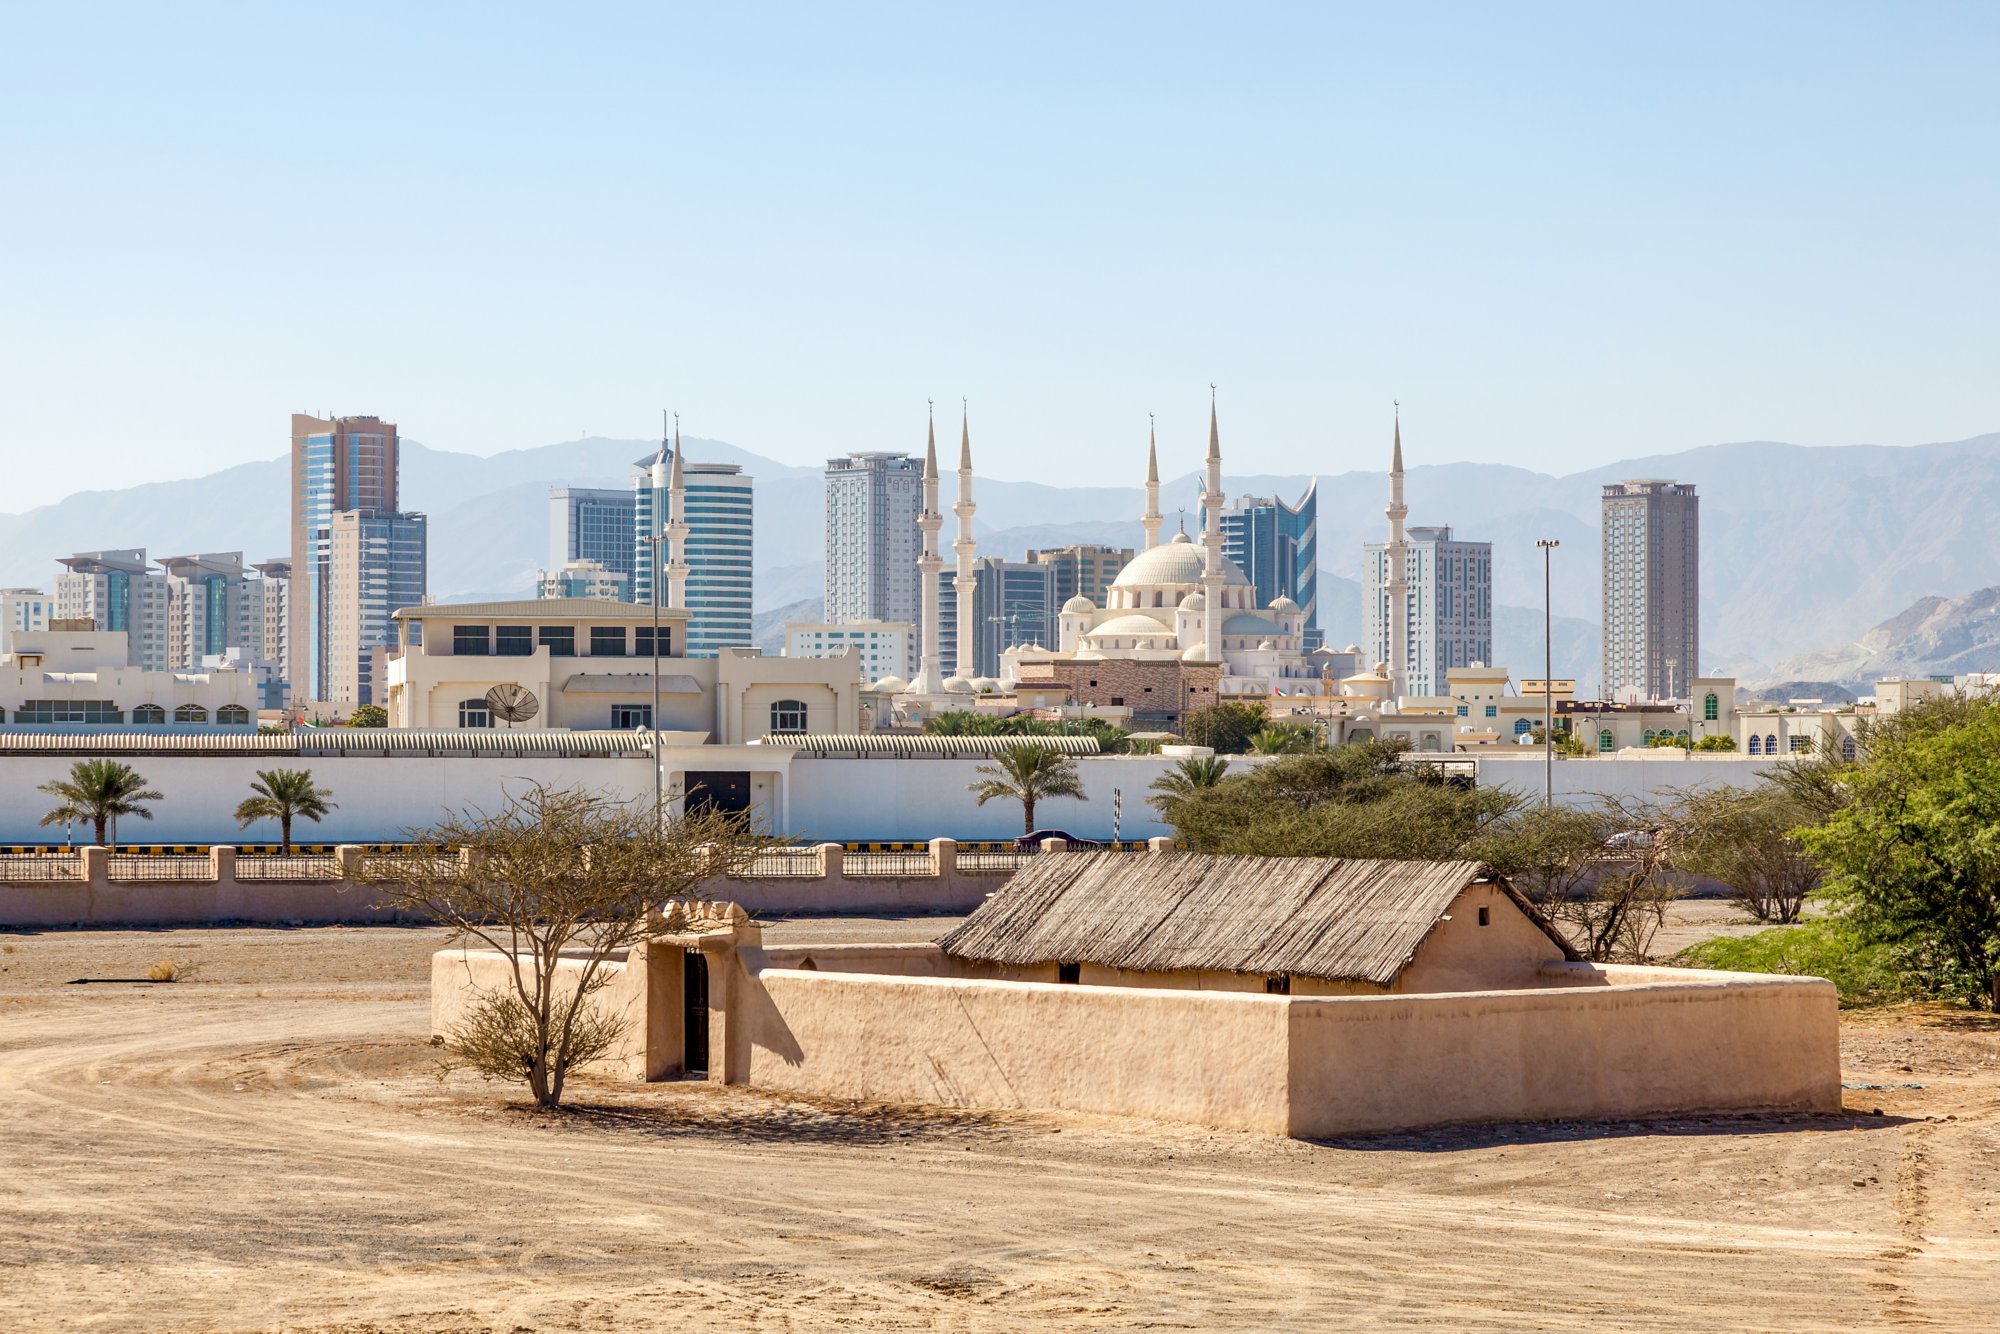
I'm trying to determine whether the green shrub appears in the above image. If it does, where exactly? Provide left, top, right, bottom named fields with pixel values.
left=1673, top=919, right=1921, bottom=1008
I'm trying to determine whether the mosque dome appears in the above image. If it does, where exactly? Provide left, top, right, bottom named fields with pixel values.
left=870, top=676, right=908, bottom=693
left=1269, top=596, right=1299, bottom=613
left=1110, top=532, right=1249, bottom=590
left=1182, top=643, right=1209, bottom=661
left=1061, top=595, right=1096, bottom=614
left=943, top=677, right=976, bottom=694
left=1177, top=592, right=1206, bottom=612
left=969, top=676, right=1000, bottom=692
left=1222, top=613, right=1284, bottom=637
left=1085, top=614, right=1177, bottom=639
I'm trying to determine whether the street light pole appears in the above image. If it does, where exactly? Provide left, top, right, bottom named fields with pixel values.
left=646, top=531, right=665, bottom=830
left=1536, top=539, right=1560, bottom=806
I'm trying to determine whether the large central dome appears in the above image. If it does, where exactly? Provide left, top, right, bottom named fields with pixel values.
left=1110, top=532, right=1249, bottom=589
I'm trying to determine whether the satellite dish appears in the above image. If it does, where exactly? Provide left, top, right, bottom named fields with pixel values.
left=483, top=683, right=540, bottom=727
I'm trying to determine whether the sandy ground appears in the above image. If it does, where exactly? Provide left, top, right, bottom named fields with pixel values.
left=1, top=916, right=1998, bottom=1331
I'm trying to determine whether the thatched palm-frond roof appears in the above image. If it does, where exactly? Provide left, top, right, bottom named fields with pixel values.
left=936, top=852, right=1574, bottom=987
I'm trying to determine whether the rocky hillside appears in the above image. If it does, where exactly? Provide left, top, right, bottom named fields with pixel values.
left=1756, top=586, right=2000, bottom=689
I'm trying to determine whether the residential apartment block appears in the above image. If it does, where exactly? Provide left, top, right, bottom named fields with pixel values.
left=1363, top=525, right=1493, bottom=698
left=55, top=550, right=170, bottom=672
left=822, top=452, right=923, bottom=636
left=1601, top=479, right=1699, bottom=701
left=0, top=588, right=51, bottom=653
left=784, top=620, right=911, bottom=684
left=537, top=559, right=629, bottom=602
left=1026, top=544, right=1134, bottom=612
left=632, top=445, right=754, bottom=657
left=291, top=414, right=425, bottom=706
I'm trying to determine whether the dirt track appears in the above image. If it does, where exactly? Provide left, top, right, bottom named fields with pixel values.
left=2, top=924, right=1998, bottom=1331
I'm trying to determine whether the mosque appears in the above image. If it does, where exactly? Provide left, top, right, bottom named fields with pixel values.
left=890, top=397, right=1319, bottom=703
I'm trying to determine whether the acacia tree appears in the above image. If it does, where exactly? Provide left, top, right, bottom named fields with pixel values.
left=969, top=743, right=1087, bottom=834
left=1797, top=696, right=2000, bottom=1008
left=1674, top=785, right=1820, bottom=923
left=234, top=768, right=337, bottom=854
left=366, top=785, right=776, bottom=1108
left=38, top=759, right=163, bottom=847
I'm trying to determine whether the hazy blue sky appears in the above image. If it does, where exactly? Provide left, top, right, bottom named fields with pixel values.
left=2, top=3, right=1995, bottom=507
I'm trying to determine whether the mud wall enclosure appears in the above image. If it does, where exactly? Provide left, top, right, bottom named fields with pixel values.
left=432, top=938, right=1841, bottom=1137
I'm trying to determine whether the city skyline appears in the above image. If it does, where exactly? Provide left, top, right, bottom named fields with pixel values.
left=5, top=6, right=1997, bottom=508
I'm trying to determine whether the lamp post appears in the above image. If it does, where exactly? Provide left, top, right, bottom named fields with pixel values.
left=1536, top=539, right=1560, bottom=806
left=644, top=531, right=666, bottom=829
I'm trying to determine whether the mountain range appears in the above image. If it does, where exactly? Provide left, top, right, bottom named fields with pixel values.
left=5, top=430, right=1999, bottom=692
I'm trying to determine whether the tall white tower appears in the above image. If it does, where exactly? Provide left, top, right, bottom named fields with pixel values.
left=664, top=417, right=691, bottom=613
left=1200, top=392, right=1225, bottom=663
left=1141, top=415, right=1163, bottom=551
left=909, top=407, right=947, bottom=694
left=1384, top=408, right=1410, bottom=703
left=951, top=404, right=977, bottom=679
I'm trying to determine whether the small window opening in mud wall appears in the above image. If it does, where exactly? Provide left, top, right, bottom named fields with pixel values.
left=1265, top=975, right=1291, bottom=995
left=1478, top=906, right=1490, bottom=926
left=1057, top=962, right=1081, bottom=984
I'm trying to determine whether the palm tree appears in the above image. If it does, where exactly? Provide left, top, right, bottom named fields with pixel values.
left=38, top=759, right=164, bottom=848
left=234, top=768, right=338, bottom=855
left=1249, top=722, right=1320, bottom=755
left=969, top=743, right=1087, bottom=835
left=1146, top=755, right=1230, bottom=817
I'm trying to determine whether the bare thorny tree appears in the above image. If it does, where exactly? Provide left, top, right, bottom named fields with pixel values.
left=1479, top=796, right=1689, bottom=963
left=364, top=784, right=776, bottom=1109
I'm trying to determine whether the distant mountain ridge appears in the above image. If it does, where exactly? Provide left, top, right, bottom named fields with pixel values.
left=1756, top=585, right=2000, bottom=689
left=3, top=429, right=1997, bottom=688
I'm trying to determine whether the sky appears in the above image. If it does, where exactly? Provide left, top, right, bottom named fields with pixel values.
left=2, top=2, right=1996, bottom=508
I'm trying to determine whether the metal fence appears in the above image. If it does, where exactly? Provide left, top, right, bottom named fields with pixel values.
left=106, top=855, right=214, bottom=882
left=0, top=854, right=83, bottom=883
left=843, top=850, right=939, bottom=877
left=956, top=850, right=1034, bottom=874
left=235, top=855, right=340, bottom=882
left=355, top=852, right=460, bottom=880
left=735, top=848, right=823, bottom=878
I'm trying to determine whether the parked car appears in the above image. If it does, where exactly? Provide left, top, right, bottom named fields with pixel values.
left=1014, top=829, right=1105, bottom=851
left=1603, top=828, right=1658, bottom=852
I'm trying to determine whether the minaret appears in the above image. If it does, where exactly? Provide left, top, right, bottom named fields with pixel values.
left=1200, top=390, right=1225, bottom=664
left=645, top=413, right=670, bottom=607
left=1384, top=406, right=1410, bottom=705
left=951, top=402, right=978, bottom=679
left=910, top=406, right=946, bottom=694
left=664, top=415, right=690, bottom=614
left=1141, top=414, right=1163, bottom=550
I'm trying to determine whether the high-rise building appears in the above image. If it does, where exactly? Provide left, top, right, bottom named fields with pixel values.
left=325, top=509, right=428, bottom=706
left=938, top=559, right=1058, bottom=680
left=548, top=486, right=636, bottom=595
left=1222, top=483, right=1320, bottom=650
left=536, top=559, right=629, bottom=602
left=158, top=552, right=260, bottom=671
left=1363, top=526, right=1493, bottom=699
left=1602, top=479, right=1700, bottom=701
left=0, top=588, right=52, bottom=652
left=822, top=452, right=923, bottom=637
left=1027, top=544, right=1134, bottom=611
left=291, top=414, right=404, bottom=703
left=632, top=434, right=754, bottom=657
left=54, top=549, right=170, bottom=671
left=250, top=559, right=291, bottom=685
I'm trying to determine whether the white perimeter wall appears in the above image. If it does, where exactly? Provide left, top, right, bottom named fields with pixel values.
left=0, top=751, right=1791, bottom=844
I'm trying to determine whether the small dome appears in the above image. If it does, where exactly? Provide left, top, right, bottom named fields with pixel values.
left=870, top=675, right=908, bottom=692
left=1182, top=643, right=1209, bottom=661
left=1269, top=596, right=1299, bottom=612
left=1258, top=639, right=1277, bottom=651
left=970, top=676, right=1000, bottom=692
left=1085, top=613, right=1176, bottom=639
left=1178, top=592, right=1206, bottom=612
left=943, top=676, right=976, bottom=693
left=1344, top=643, right=1362, bottom=654
left=1221, top=612, right=1285, bottom=637
left=1061, top=595, right=1095, bottom=614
